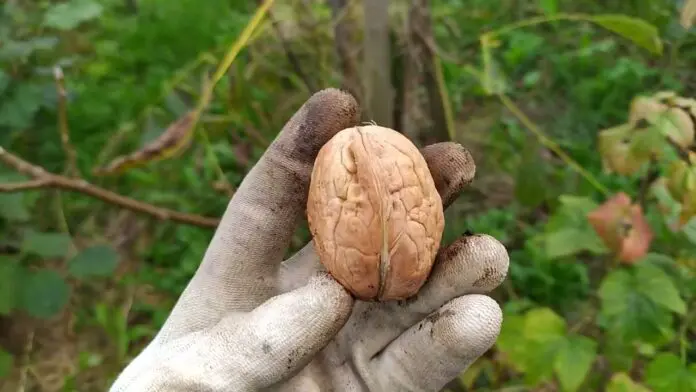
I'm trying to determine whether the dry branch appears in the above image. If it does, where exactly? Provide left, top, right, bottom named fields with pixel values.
left=0, top=146, right=220, bottom=228
left=53, top=66, right=80, bottom=177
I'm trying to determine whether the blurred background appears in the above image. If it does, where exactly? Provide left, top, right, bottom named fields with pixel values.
left=1, top=0, right=695, bottom=391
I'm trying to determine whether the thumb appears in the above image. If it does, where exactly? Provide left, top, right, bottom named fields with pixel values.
left=228, top=272, right=354, bottom=388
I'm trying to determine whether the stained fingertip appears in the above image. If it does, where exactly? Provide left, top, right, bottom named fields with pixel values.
left=430, top=295, right=503, bottom=355
left=370, top=294, right=502, bottom=392
left=420, top=142, right=476, bottom=208
left=434, top=234, right=509, bottom=294
left=280, top=88, right=361, bottom=166
left=394, top=234, right=508, bottom=319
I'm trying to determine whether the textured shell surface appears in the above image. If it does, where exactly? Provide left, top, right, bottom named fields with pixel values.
left=307, top=125, right=445, bottom=301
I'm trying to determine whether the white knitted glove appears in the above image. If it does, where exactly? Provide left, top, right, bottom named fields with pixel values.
left=109, top=88, right=509, bottom=392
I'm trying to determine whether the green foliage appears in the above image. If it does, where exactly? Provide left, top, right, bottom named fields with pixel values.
left=68, top=245, right=119, bottom=279
left=683, top=219, right=696, bottom=247
left=589, top=14, right=663, bottom=54
left=18, top=268, right=70, bottom=319
left=540, top=195, right=609, bottom=259
left=598, top=259, right=683, bottom=345
left=498, top=307, right=597, bottom=391
left=645, top=353, right=696, bottom=392
left=21, top=230, right=71, bottom=258
left=43, top=0, right=103, bottom=30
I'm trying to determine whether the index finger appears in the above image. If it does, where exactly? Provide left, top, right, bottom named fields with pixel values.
left=160, top=88, right=360, bottom=339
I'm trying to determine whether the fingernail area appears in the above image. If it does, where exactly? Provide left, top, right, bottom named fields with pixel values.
left=307, top=272, right=354, bottom=308
left=309, top=271, right=347, bottom=292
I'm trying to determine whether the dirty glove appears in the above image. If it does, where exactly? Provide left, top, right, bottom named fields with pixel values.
left=109, top=88, right=510, bottom=392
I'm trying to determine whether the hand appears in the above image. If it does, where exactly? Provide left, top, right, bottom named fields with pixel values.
left=109, top=88, right=509, bottom=392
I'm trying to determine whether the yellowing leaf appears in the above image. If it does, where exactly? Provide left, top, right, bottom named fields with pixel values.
left=590, top=14, right=663, bottom=55
left=629, top=95, right=669, bottom=126
left=681, top=0, right=696, bottom=30
left=680, top=189, right=696, bottom=226
left=607, top=373, right=652, bottom=392
left=659, top=108, right=695, bottom=149
left=93, top=110, right=198, bottom=175
left=666, top=160, right=696, bottom=202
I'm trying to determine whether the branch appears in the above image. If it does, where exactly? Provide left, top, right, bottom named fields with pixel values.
left=53, top=66, right=80, bottom=177
left=0, top=146, right=220, bottom=228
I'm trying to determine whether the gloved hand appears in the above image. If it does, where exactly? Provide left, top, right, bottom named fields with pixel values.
left=109, top=88, right=509, bottom=392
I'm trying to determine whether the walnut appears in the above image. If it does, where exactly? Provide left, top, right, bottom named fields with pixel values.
left=307, top=125, right=445, bottom=301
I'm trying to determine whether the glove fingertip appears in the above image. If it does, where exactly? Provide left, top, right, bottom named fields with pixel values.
left=305, top=271, right=355, bottom=324
left=432, top=294, right=503, bottom=356
left=234, top=272, right=353, bottom=388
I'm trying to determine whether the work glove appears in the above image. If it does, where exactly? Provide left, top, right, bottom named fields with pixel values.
left=109, top=88, right=510, bottom=392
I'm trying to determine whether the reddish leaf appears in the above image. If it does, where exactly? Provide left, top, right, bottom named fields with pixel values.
left=587, top=192, right=654, bottom=264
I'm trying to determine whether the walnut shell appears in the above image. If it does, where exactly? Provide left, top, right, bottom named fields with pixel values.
left=307, top=125, right=445, bottom=301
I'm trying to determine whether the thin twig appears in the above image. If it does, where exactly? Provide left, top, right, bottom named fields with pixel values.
left=53, top=66, right=80, bottom=177
left=498, top=94, right=611, bottom=196
left=0, top=179, right=51, bottom=191
left=0, top=146, right=220, bottom=228
left=17, top=328, right=34, bottom=392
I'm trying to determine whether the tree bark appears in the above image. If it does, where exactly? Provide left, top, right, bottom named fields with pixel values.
left=400, top=0, right=449, bottom=146
left=362, top=0, right=393, bottom=127
left=328, top=0, right=362, bottom=100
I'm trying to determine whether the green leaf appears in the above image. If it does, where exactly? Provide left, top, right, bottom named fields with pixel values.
left=544, top=228, right=607, bottom=259
left=630, top=126, right=666, bottom=160
left=604, top=332, right=636, bottom=372
left=590, top=14, right=663, bottom=55
left=645, top=353, right=696, bottom=392
left=68, top=245, right=119, bottom=279
left=0, top=193, right=29, bottom=222
left=607, top=373, right=652, bottom=392
left=523, top=339, right=562, bottom=384
left=0, top=348, right=12, bottom=378
left=506, top=308, right=566, bottom=384
left=18, top=269, right=69, bottom=319
left=0, top=258, right=19, bottom=315
left=43, top=0, right=103, bottom=30
left=682, top=217, right=696, bottom=245
left=635, top=263, right=687, bottom=315
left=598, top=269, right=675, bottom=344
left=558, top=195, right=599, bottom=215
left=539, top=0, right=558, bottom=16
left=496, top=307, right=600, bottom=389
left=554, top=335, right=597, bottom=392
left=21, top=231, right=71, bottom=258
left=544, top=195, right=603, bottom=245
left=523, top=307, right=566, bottom=341
left=496, top=313, right=526, bottom=359
left=0, top=83, right=45, bottom=129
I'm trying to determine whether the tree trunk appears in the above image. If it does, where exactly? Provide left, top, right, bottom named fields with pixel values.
left=362, top=0, right=393, bottom=128
left=327, top=0, right=362, bottom=100
left=400, top=0, right=449, bottom=146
